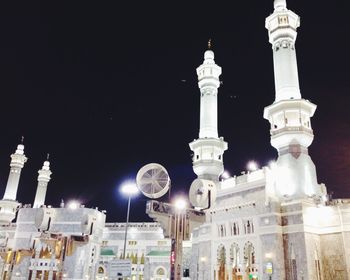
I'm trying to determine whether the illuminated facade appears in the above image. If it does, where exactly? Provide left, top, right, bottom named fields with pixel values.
left=0, top=145, right=172, bottom=280
left=190, top=1, right=350, bottom=280
left=0, top=1, right=349, bottom=280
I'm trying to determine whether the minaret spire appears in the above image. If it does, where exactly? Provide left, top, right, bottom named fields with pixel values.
left=197, top=43, right=220, bottom=138
left=189, top=43, right=227, bottom=182
left=208, top=38, right=212, bottom=50
left=266, top=0, right=300, bottom=102
left=264, top=1, right=324, bottom=200
left=33, top=157, right=52, bottom=208
left=0, top=142, right=28, bottom=224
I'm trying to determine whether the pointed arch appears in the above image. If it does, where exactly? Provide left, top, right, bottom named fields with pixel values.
left=229, top=243, right=240, bottom=267
left=217, top=244, right=226, bottom=280
left=243, top=241, right=255, bottom=270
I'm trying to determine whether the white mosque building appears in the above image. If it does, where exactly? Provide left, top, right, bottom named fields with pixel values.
left=188, top=1, right=350, bottom=280
left=0, top=0, right=349, bottom=280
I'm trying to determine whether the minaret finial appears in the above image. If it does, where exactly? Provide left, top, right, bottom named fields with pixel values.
left=21, top=136, right=24, bottom=144
left=274, top=0, right=287, bottom=10
left=47, top=153, right=50, bottom=161
left=208, top=38, right=212, bottom=50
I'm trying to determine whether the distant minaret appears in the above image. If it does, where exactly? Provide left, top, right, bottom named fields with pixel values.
left=264, top=0, right=324, bottom=199
left=33, top=156, right=52, bottom=208
left=0, top=142, right=28, bottom=224
left=3, top=142, right=27, bottom=200
left=189, top=41, right=228, bottom=181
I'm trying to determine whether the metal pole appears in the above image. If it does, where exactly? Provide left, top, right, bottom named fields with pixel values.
left=175, top=212, right=183, bottom=280
left=123, top=195, right=131, bottom=259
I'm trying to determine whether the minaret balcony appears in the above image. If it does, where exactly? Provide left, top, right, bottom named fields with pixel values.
left=270, top=126, right=314, bottom=150
left=0, top=200, right=20, bottom=225
left=270, top=125, right=313, bottom=136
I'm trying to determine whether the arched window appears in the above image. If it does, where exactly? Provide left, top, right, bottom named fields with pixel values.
left=98, top=266, right=104, bottom=274
left=232, top=222, right=239, bottom=235
left=243, top=242, right=255, bottom=268
left=230, top=243, right=240, bottom=268
left=218, top=224, right=226, bottom=237
left=247, top=221, right=251, bottom=234
left=156, top=267, right=165, bottom=275
left=217, top=245, right=226, bottom=264
left=217, top=245, right=226, bottom=280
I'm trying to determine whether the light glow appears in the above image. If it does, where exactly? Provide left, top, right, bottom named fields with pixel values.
left=221, top=171, right=230, bottom=179
left=67, top=200, right=80, bottom=210
left=120, top=181, right=139, bottom=196
left=247, top=161, right=259, bottom=171
left=174, top=198, right=187, bottom=210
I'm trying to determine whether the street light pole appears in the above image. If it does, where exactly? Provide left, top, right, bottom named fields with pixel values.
left=170, top=198, right=187, bottom=280
left=120, top=180, right=139, bottom=280
left=123, top=195, right=131, bottom=259
left=120, top=181, right=139, bottom=259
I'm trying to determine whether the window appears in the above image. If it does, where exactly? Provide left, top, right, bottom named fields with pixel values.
left=231, top=222, right=239, bottom=236
left=219, top=225, right=226, bottom=237
left=244, top=220, right=254, bottom=234
left=278, top=16, right=289, bottom=25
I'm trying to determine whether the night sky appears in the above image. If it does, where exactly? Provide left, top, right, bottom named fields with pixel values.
left=0, top=1, right=349, bottom=222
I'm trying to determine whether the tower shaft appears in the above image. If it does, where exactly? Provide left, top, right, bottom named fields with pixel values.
left=266, top=0, right=301, bottom=102
left=272, top=42, right=300, bottom=102
left=33, top=161, right=52, bottom=208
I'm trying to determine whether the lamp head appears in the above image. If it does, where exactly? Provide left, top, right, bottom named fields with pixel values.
left=174, top=198, right=187, bottom=211
left=120, top=181, right=139, bottom=196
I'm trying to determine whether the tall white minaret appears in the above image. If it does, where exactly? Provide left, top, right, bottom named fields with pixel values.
left=189, top=41, right=228, bottom=181
left=33, top=156, right=52, bottom=208
left=0, top=142, right=28, bottom=224
left=267, top=0, right=301, bottom=102
left=264, top=0, right=324, bottom=200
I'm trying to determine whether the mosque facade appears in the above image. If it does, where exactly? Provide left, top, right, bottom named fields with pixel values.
left=188, top=1, right=350, bottom=280
left=0, top=0, right=349, bottom=280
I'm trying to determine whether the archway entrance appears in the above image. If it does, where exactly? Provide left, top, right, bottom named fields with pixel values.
left=243, top=242, right=257, bottom=279
left=230, top=243, right=240, bottom=280
left=152, top=266, right=168, bottom=280
left=217, top=245, right=226, bottom=280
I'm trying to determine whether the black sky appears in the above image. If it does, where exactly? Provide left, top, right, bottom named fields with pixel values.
left=0, top=1, right=349, bottom=222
